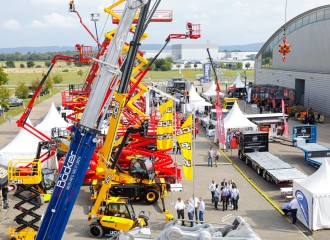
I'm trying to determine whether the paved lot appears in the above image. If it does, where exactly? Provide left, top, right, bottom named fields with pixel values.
left=0, top=95, right=329, bottom=239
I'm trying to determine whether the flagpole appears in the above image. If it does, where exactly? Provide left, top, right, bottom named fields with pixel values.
left=192, top=107, right=196, bottom=223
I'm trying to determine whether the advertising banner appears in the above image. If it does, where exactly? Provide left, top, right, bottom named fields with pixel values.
left=203, top=63, right=211, bottom=84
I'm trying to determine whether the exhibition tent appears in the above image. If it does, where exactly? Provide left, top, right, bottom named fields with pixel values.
left=36, top=102, right=69, bottom=137
left=201, top=81, right=225, bottom=99
left=188, top=85, right=212, bottom=112
left=223, top=101, right=257, bottom=130
left=293, top=159, right=330, bottom=230
left=0, top=118, right=40, bottom=166
left=230, top=74, right=245, bottom=88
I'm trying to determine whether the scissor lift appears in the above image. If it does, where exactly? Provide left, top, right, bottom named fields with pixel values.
left=8, top=160, right=42, bottom=240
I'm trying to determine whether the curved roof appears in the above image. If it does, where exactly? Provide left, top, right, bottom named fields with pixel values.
left=256, top=5, right=330, bottom=58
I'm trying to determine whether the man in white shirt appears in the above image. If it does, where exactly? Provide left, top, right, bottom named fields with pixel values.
left=209, top=180, right=216, bottom=204
left=207, top=147, right=214, bottom=167
left=289, top=197, right=299, bottom=224
left=198, top=197, right=205, bottom=223
left=175, top=197, right=186, bottom=226
left=186, top=199, right=194, bottom=227
left=190, top=196, right=200, bottom=223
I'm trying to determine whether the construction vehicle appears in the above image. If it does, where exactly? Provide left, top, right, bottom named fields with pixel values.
left=36, top=1, right=156, bottom=239
left=7, top=159, right=55, bottom=240
left=222, top=97, right=239, bottom=110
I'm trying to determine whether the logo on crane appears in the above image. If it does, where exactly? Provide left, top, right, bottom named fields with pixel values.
left=57, top=151, right=79, bottom=189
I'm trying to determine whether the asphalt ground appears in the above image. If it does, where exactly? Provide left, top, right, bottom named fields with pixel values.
left=0, top=94, right=329, bottom=239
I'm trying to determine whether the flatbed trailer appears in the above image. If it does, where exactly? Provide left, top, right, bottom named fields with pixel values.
left=292, top=125, right=330, bottom=168
left=238, top=131, right=306, bottom=184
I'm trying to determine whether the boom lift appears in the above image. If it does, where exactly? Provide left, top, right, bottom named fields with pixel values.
left=36, top=1, right=149, bottom=239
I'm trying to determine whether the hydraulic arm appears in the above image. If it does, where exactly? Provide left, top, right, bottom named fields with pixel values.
left=36, top=1, right=148, bottom=239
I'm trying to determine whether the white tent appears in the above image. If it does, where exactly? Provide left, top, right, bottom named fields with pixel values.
left=36, top=102, right=70, bottom=137
left=293, top=159, right=330, bottom=231
left=223, top=101, right=257, bottom=130
left=230, top=74, right=245, bottom=88
left=201, top=81, right=225, bottom=99
left=0, top=118, right=40, bottom=166
left=188, top=84, right=212, bottom=112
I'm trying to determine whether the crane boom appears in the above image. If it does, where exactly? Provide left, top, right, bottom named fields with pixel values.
left=36, top=1, right=147, bottom=239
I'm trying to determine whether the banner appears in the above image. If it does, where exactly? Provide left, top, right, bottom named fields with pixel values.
left=203, top=63, right=211, bottom=84
left=216, top=105, right=225, bottom=146
left=176, top=114, right=193, bottom=180
left=156, top=99, right=173, bottom=150
left=282, top=99, right=289, bottom=136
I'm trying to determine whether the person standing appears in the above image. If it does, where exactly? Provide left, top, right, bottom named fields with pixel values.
left=227, top=180, right=233, bottom=207
left=231, top=185, right=239, bottom=211
left=175, top=197, right=185, bottom=226
left=176, top=141, right=181, bottom=154
left=186, top=199, right=194, bottom=227
left=221, top=185, right=229, bottom=211
left=221, top=178, right=227, bottom=190
left=289, top=197, right=299, bottom=224
left=2, top=185, right=9, bottom=209
left=191, top=196, right=200, bottom=223
left=213, top=150, right=219, bottom=167
left=207, top=147, right=214, bottom=167
left=198, top=197, right=205, bottom=224
left=209, top=180, right=216, bottom=205
left=214, top=184, right=220, bottom=209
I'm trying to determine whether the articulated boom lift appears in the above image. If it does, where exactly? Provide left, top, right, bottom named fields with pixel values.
left=36, top=1, right=149, bottom=239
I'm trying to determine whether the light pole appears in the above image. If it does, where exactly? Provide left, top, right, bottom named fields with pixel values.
left=90, top=13, right=100, bottom=50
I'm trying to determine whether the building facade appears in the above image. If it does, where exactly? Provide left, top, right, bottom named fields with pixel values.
left=255, top=5, right=330, bottom=116
left=171, top=43, right=218, bottom=61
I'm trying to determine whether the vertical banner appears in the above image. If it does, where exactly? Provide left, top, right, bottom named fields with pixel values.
left=157, top=99, right=173, bottom=150
left=282, top=99, right=289, bottom=136
left=203, top=63, right=211, bottom=84
left=176, top=114, right=193, bottom=180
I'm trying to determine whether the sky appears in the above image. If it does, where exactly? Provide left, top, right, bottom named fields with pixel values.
left=0, top=0, right=329, bottom=48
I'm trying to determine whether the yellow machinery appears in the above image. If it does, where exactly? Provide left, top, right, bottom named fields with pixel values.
left=222, top=97, right=239, bottom=110
left=8, top=159, right=55, bottom=240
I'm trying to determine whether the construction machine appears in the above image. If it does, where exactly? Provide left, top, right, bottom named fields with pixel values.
left=7, top=159, right=55, bottom=240
left=36, top=1, right=155, bottom=239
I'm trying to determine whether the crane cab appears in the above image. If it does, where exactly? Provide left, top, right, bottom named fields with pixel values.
left=129, top=157, right=156, bottom=180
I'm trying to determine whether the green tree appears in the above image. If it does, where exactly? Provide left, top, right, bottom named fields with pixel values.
left=15, top=82, right=30, bottom=99
left=160, top=61, right=171, bottom=71
left=236, top=62, right=243, bottom=69
left=194, top=63, right=197, bottom=70
left=77, top=70, right=84, bottom=79
left=0, top=67, right=9, bottom=85
left=66, top=62, right=72, bottom=66
left=30, top=78, right=40, bottom=91
left=0, top=85, right=10, bottom=109
left=6, top=60, right=15, bottom=68
left=220, top=63, right=226, bottom=69
left=27, top=60, right=35, bottom=68
left=45, top=61, right=51, bottom=68
left=52, top=74, right=63, bottom=84
left=184, top=63, right=191, bottom=69
left=20, top=63, right=25, bottom=68
left=44, top=77, right=54, bottom=90
left=228, top=63, right=232, bottom=69
left=245, top=62, right=251, bottom=70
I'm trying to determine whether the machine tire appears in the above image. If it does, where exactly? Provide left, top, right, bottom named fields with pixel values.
left=245, top=158, right=250, bottom=166
left=38, top=195, right=45, bottom=205
left=89, top=223, right=103, bottom=238
left=257, top=167, right=262, bottom=175
left=166, top=228, right=182, bottom=240
left=143, top=188, right=159, bottom=204
left=165, top=176, right=176, bottom=184
left=238, top=151, right=245, bottom=160
left=262, top=170, right=267, bottom=179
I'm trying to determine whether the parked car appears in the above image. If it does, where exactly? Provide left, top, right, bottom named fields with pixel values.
left=8, top=97, right=23, bottom=107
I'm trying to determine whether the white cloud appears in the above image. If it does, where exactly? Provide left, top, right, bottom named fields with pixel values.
left=0, top=19, right=22, bottom=30
left=30, top=13, right=78, bottom=29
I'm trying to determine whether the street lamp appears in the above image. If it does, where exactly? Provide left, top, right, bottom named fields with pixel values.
left=90, top=13, right=100, bottom=50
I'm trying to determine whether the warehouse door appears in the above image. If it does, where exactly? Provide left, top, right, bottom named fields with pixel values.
left=295, top=79, right=305, bottom=106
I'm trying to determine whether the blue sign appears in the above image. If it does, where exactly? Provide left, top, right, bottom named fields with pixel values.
left=203, top=63, right=211, bottom=84
left=295, top=190, right=309, bottom=227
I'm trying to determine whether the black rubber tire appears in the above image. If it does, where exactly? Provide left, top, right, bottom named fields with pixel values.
left=262, top=170, right=267, bottom=179
left=143, top=188, right=159, bottom=204
left=245, top=158, right=250, bottom=166
left=165, top=176, right=176, bottom=184
left=257, top=167, right=262, bottom=175
left=89, top=223, right=103, bottom=238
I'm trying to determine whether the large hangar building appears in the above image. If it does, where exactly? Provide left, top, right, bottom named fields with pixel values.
left=255, top=5, right=330, bottom=116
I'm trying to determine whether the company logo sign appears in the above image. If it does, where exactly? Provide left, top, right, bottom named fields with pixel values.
left=295, top=190, right=309, bottom=227
left=203, top=63, right=211, bottom=84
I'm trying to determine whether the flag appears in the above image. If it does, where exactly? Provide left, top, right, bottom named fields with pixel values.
left=216, top=105, right=225, bottom=146
left=156, top=99, right=173, bottom=150
left=176, top=114, right=193, bottom=180
left=282, top=99, right=289, bottom=136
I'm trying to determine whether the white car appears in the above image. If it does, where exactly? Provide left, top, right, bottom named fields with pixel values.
left=206, top=125, right=215, bottom=137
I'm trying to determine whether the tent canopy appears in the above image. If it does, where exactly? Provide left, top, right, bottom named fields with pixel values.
left=230, top=74, right=245, bottom=89
left=224, top=101, right=257, bottom=130
left=188, top=84, right=212, bottom=111
left=293, top=160, right=330, bottom=231
left=201, top=81, right=225, bottom=98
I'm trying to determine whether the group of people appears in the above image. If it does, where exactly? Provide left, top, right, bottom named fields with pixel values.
left=175, top=196, right=205, bottom=227
left=282, top=196, right=299, bottom=224
left=209, top=179, right=239, bottom=211
left=207, top=147, right=220, bottom=167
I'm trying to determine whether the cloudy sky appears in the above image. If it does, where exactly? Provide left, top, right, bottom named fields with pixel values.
left=0, top=0, right=329, bottom=48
